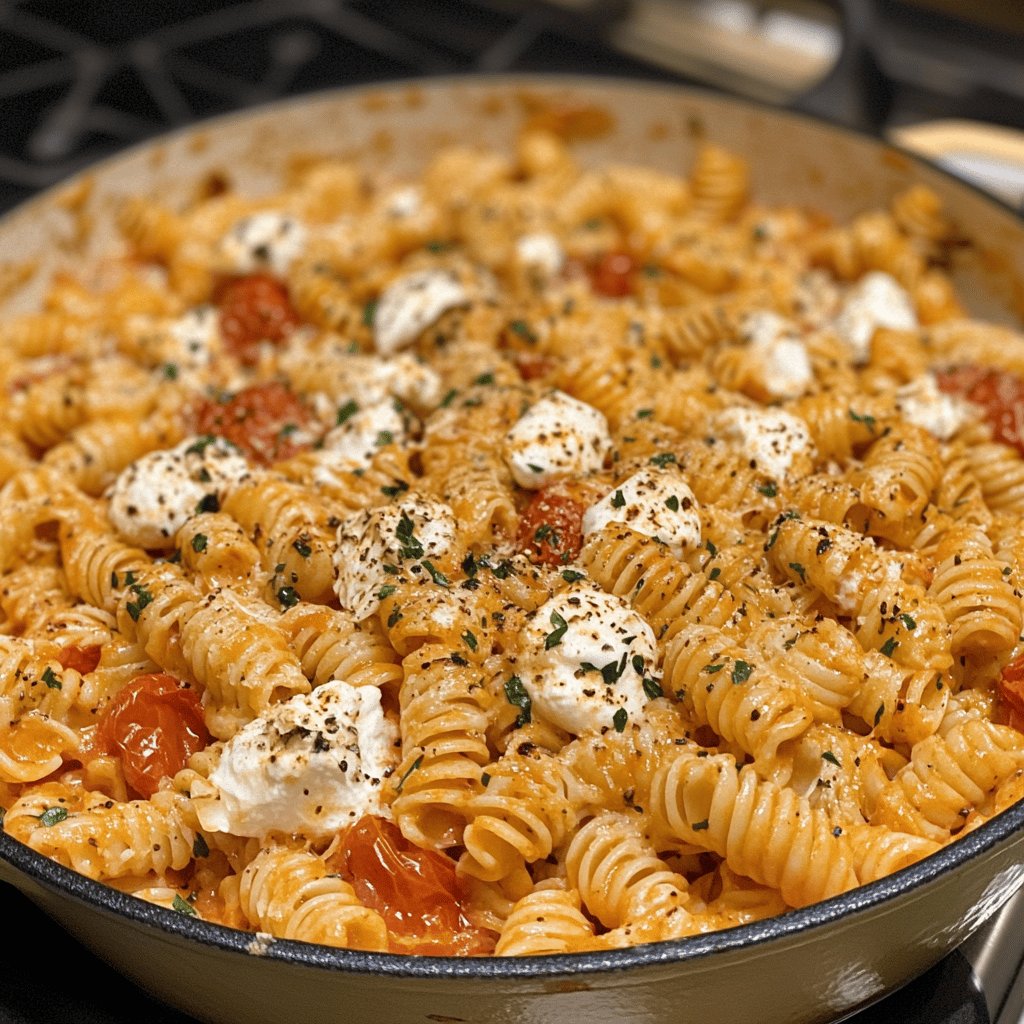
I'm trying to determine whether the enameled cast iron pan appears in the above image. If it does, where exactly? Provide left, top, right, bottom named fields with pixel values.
left=2, top=75, right=1024, bottom=1024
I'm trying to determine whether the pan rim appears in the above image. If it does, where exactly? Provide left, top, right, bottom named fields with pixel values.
left=2, top=69, right=1024, bottom=980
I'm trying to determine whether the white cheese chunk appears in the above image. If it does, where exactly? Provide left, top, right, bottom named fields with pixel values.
left=833, top=271, right=918, bottom=365
left=107, top=436, right=251, bottom=548
left=504, top=391, right=611, bottom=489
left=895, top=373, right=973, bottom=440
left=384, top=185, right=423, bottom=219
left=517, top=584, right=660, bottom=736
left=333, top=494, right=458, bottom=620
left=740, top=311, right=813, bottom=400
left=164, top=306, right=223, bottom=382
left=581, top=467, right=701, bottom=557
left=373, top=269, right=469, bottom=356
left=193, top=682, right=399, bottom=839
left=217, top=212, right=308, bottom=276
left=710, top=407, right=814, bottom=481
left=515, top=232, right=565, bottom=280
left=319, top=400, right=410, bottom=472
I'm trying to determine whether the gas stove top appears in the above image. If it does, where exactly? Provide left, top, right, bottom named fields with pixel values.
left=0, top=3, right=1023, bottom=1022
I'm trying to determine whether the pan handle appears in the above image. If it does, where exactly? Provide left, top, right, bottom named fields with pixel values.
left=788, top=0, right=892, bottom=135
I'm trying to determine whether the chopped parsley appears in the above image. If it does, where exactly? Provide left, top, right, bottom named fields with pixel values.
left=709, top=567, right=721, bottom=581
left=544, top=611, right=569, bottom=649
left=276, top=586, right=300, bottom=609
left=462, top=630, right=478, bottom=652
left=473, top=372, right=495, bottom=387
left=691, top=819, right=710, bottom=832
left=191, top=533, right=208, bottom=553
left=422, top=560, right=451, bottom=588
left=874, top=703, right=885, bottom=727
left=195, top=493, right=220, bottom=514
left=508, top=319, right=537, bottom=343
left=643, top=677, right=664, bottom=700
left=649, top=452, right=677, bottom=467
left=387, top=606, right=404, bottom=628
left=610, top=489, right=626, bottom=508
left=899, top=613, right=917, bottom=631
left=395, top=514, right=424, bottom=559
left=612, top=708, right=628, bottom=733
left=880, top=636, right=900, bottom=658
left=636, top=409, right=654, bottom=420
left=362, top=299, right=378, bottom=327
left=788, top=562, right=806, bottom=582
left=758, top=481, right=778, bottom=498
left=375, top=430, right=394, bottom=447
left=172, top=894, right=197, bottom=917
left=292, top=537, right=312, bottom=558
left=439, top=388, right=458, bottom=408
left=504, top=675, right=532, bottom=727
left=849, top=409, right=877, bottom=432
left=665, top=495, right=680, bottom=511
left=394, top=755, right=423, bottom=794
left=821, top=751, right=842, bottom=768
left=704, top=663, right=725, bottom=674
left=381, top=481, right=409, bottom=498
left=126, top=582, right=155, bottom=622
left=38, top=806, right=68, bottom=827
left=192, top=835, right=210, bottom=859
left=42, top=667, right=62, bottom=690
left=377, top=585, right=397, bottom=600
left=561, top=569, right=585, bottom=583
left=731, top=660, right=754, bottom=684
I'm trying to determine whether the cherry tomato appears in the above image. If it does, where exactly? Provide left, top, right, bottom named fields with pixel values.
left=515, top=353, right=556, bottom=382
left=517, top=488, right=586, bottom=566
left=588, top=250, right=636, bottom=298
left=334, top=816, right=492, bottom=955
left=192, top=380, right=313, bottom=465
left=98, top=673, right=209, bottom=798
left=935, top=365, right=1024, bottom=455
left=997, top=654, right=1024, bottom=734
left=218, top=274, right=300, bottom=365
left=57, top=643, right=101, bottom=674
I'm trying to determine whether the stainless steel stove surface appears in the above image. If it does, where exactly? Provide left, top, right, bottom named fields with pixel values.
left=1, top=2, right=1023, bottom=1023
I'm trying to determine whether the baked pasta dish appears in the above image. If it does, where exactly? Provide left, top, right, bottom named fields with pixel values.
left=2, top=126, right=1024, bottom=957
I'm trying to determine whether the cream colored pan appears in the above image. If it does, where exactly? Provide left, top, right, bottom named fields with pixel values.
left=1, top=75, right=1024, bottom=1024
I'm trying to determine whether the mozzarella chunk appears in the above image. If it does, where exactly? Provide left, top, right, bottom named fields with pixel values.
left=517, top=584, right=659, bottom=736
left=107, top=436, right=251, bottom=548
left=515, top=232, right=565, bottom=280
left=833, top=271, right=918, bottom=364
left=895, top=373, right=973, bottom=440
left=333, top=494, right=458, bottom=619
left=504, top=391, right=611, bottom=489
left=217, top=212, right=308, bottom=276
left=741, top=311, right=813, bottom=399
left=319, top=400, right=410, bottom=472
left=384, top=185, right=423, bottom=219
left=193, top=682, right=399, bottom=839
left=164, top=306, right=222, bottom=378
left=373, top=269, right=469, bottom=356
left=582, top=467, right=701, bottom=557
left=710, top=407, right=814, bottom=481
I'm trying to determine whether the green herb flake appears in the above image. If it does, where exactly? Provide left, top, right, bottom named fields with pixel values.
left=821, top=751, right=842, bottom=768
left=473, top=372, right=495, bottom=387
left=191, top=533, right=208, bottom=554
left=387, top=606, right=403, bottom=629
left=880, top=636, right=900, bottom=658
left=691, top=819, right=710, bottom=832
left=41, top=667, right=62, bottom=690
left=126, top=583, right=155, bottom=622
left=162, top=362, right=179, bottom=380
left=277, top=586, right=300, bottom=609
left=185, top=435, right=218, bottom=456
left=193, top=834, right=210, bottom=859
left=172, top=894, right=198, bottom=917
left=758, top=481, right=778, bottom=498
left=394, top=755, right=423, bottom=794
left=395, top=513, right=424, bottom=559
left=649, top=452, right=677, bottom=467
left=544, top=611, right=569, bottom=649
left=362, top=299, right=378, bottom=327
left=874, top=703, right=885, bottom=727
left=38, top=806, right=68, bottom=827
left=381, top=481, right=409, bottom=498
left=375, top=430, right=394, bottom=447
left=440, top=388, right=458, bottom=408
left=643, top=677, right=664, bottom=700
left=377, top=585, right=397, bottom=601
left=709, top=567, right=721, bottom=581
left=462, top=630, right=478, bottom=652
left=788, top=562, right=806, bottom=582
left=481, top=772, right=491, bottom=787
left=704, top=663, right=725, bottom=675
left=610, top=489, right=626, bottom=509
left=636, top=409, right=654, bottom=420
left=508, top=319, right=537, bottom=342
left=665, top=495, right=680, bottom=512
left=731, top=660, right=754, bottom=684
left=561, top=569, right=585, bottom=583
left=195, top=493, right=220, bottom=514
left=899, top=613, right=917, bottom=631
left=504, top=675, right=532, bottom=727
left=612, top=708, right=628, bottom=733
left=849, top=409, right=877, bottom=432
left=422, top=560, right=451, bottom=588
